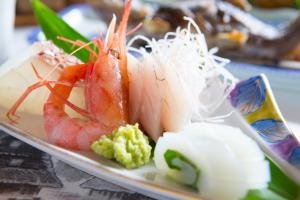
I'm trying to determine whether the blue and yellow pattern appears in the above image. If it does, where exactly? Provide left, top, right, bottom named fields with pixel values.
left=230, top=74, right=300, bottom=166
left=252, top=119, right=290, bottom=143
left=230, top=76, right=266, bottom=116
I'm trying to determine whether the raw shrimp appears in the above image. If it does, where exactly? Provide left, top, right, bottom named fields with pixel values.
left=6, top=0, right=133, bottom=150
left=43, top=64, right=111, bottom=150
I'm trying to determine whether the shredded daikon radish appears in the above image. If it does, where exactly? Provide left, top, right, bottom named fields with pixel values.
left=128, top=17, right=237, bottom=123
left=127, top=17, right=238, bottom=141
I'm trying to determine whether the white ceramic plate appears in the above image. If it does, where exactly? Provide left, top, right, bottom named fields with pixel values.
left=0, top=108, right=196, bottom=200
left=0, top=100, right=256, bottom=200
left=0, top=51, right=298, bottom=199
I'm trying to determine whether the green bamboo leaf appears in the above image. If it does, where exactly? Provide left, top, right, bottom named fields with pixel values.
left=244, top=188, right=286, bottom=200
left=267, top=158, right=299, bottom=200
left=296, top=0, right=300, bottom=8
left=32, top=0, right=93, bottom=63
left=243, top=158, right=300, bottom=200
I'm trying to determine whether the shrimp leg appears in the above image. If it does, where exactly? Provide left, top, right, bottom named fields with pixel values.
left=6, top=81, right=46, bottom=123
left=6, top=64, right=90, bottom=123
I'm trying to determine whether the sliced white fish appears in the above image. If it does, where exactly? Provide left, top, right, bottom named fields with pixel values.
left=0, top=42, right=84, bottom=118
left=138, top=54, right=164, bottom=141
left=127, top=54, right=143, bottom=123
left=157, top=53, right=193, bottom=133
left=127, top=18, right=236, bottom=141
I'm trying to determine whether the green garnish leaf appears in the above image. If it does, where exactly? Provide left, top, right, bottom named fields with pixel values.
left=243, top=188, right=286, bottom=200
left=32, top=0, right=93, bottom=63
left=164, top=149, right=200, bottom=189
left=243, top=157, right=300, bottom=200
left=296, top=0, right=300, bottom=8
left=267, top=157, right=299, bottom=200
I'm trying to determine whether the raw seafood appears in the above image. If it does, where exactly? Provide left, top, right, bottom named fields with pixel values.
left=6, top=0, right=133, bottom=150
left=0, top=41, right=84, bottom=117
left=154, top=122, right=270, bottom=200
left=128, top=17, right=236, bottom=141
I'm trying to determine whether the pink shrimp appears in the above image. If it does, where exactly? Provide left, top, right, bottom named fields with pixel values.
left=43, top=64, right=111, bottom=150
left=6, top=0, right=133, bottom=150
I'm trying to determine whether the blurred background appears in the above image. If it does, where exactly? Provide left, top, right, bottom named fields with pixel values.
left=1, top=0, right=300, bottom=126
left=5, top=0, right=300, bottom=65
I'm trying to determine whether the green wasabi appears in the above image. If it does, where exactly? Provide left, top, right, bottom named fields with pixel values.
left=91, top=124, right=152, bottom=169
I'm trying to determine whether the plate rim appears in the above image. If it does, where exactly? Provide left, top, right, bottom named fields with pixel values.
left=0, top=121, right=202, bottom=200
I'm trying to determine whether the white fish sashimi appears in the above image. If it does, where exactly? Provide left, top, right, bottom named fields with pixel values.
left=138, top=54, right=164, bottom=141
left=127, top=18, right=236, bottom=141
left=130, top=47, right=194, bottom=140
left=0, top=42, right=84, bottom=118
left=154, top=122, right=270, bottom=200
left=127, top=54, right=143, bottom=123
left=155, top=52, right=193, bottom=132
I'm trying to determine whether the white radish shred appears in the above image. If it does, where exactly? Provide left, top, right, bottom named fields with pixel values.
left=154, top=122, right=270, bottom=200
left=127, top=17, right=237, bottom=140
left=127, top=17, right=269, bottom=200
left=129, top=17, right=236, bottom=119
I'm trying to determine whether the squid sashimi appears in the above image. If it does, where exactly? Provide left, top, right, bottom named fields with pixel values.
left=128, top=17, right=236, bottom=141
left=154, top=122, right=270, bottom=200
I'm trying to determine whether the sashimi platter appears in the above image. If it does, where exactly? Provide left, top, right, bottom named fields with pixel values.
left=0, top=0, right=299, bottom=199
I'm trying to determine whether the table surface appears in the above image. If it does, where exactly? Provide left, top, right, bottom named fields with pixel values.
left=0, top=130, right=155, bottom=200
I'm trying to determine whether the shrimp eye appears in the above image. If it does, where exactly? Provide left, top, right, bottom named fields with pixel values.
left=109, top=49, right=120, bottom=59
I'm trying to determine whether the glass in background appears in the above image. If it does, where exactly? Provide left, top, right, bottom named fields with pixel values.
left=0, top=0, right=16, bottom=64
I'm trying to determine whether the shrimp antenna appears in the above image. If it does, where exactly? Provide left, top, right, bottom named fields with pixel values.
left=57, top=37, right=97, bottom=57
left=126, top=23, right=143, bottom=36
left=42, top=39, right=95, bottom=82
